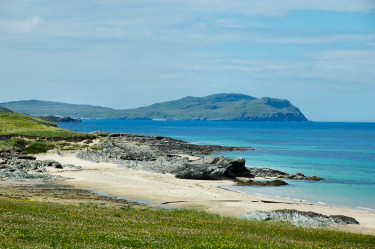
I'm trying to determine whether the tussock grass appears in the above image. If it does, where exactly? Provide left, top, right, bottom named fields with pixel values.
left=0, top=198, right=374, bottom=248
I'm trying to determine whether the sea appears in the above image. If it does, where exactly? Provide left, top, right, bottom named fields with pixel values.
left=58, top=120, right=375, bottom=211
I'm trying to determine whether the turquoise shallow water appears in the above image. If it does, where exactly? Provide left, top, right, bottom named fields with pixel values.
left=59, top=120, right=375, bottom=210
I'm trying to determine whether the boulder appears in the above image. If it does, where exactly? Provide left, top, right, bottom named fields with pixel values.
left=239, top=209, right=359, bottom=228
left=174, top=157, right=253, bottom=180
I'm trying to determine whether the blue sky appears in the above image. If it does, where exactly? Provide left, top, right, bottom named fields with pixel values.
left=0, top=0, right=374, bottom=121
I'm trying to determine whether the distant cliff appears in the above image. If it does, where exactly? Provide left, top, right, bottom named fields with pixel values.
left=0, top=93, right=308, bottom=121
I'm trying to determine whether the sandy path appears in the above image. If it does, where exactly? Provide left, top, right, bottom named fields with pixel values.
left=37, top=152, right=375, bottom=235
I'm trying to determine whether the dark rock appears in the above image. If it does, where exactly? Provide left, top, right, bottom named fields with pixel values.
left=36, top=115, right=81, bottom=123
left=306, top=176, right=324, bottom=181
left=247, top=167, right=289, bottom=178
left=329, top=215, right=360, bottom=225
left=289, top=172, right=305, bottom=180
left=53, top=162, right=63, bottom=169
left=247, top=167, right=324, bottom=181
left=174, top=157, right=253, bottom=180
left=236, top=179, right=288, bottom=186
left=18, top=155, right=36, bottom=160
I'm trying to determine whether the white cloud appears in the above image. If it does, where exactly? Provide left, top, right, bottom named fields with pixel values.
left=305, top=49, right=375, bottom=82
left=0, top=15, right=42, bottom=34
left=257, top=34, right=375, bottom=44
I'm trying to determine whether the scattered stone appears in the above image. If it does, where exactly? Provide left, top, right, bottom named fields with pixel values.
left=0, top=150, right=66, bottom=181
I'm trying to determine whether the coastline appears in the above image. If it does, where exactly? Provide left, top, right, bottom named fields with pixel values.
left=37, top=152, right=375, bottom=235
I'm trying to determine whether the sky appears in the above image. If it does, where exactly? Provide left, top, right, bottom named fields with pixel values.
left=0, top=0, right=374, bottom=122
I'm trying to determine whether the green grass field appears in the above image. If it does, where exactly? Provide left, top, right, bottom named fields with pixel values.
left=0, top=198, right=374, bottom=248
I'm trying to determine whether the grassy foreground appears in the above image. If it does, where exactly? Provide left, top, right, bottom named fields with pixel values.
left=0, top=198, right=374, bottom=248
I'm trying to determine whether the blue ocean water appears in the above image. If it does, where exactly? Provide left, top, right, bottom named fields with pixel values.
left=59, top=120, right=375, bottom=210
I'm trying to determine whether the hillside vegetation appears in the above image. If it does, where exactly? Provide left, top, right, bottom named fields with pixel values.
left=0, top=93, right=308, bottom=121
left=0, top=113, right=85, bottom=138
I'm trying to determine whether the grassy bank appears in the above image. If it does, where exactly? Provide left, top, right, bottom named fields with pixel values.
left=0, top=197, right=374, bottom=248
left=0, top=113, right=86, bottom=138
left=0, top=113, right=93, bottom=152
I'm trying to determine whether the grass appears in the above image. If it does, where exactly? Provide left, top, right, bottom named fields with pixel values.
left=0, top=197, right=374, bottom=248
left=0, top=113, right=87, bottom=138
left=0, top=113, right=95, bottom=152
left=0, top=137, right=92, bottom=153
left=0, top=113, right=94, bottom=152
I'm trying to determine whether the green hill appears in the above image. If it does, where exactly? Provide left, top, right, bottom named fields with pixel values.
left=0, top=100, right=116, bottom=118
left=121, top=93, right=308, bottom=121
left=0, top=107, right=13, bottom=113
left=0, top=93, right=308, bottom=121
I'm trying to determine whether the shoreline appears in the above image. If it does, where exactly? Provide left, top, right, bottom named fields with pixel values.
left=220, top=184, right=375, bottom=213
left=36, top=152, right=375, bottom=235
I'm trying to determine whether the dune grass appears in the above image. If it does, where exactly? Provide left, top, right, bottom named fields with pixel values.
left=0, top=198, right=374, bottom=248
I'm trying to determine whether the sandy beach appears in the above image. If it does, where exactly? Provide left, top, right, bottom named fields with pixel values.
left=37, top=152, right=375, bottom=235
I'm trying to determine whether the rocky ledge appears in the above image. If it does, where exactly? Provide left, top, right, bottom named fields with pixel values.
left=239, top=209, right=359, bottom=228
left=235, top=179, right=288, bottom=186
left=97, top=132, right=252, bottom=155
left=247, top=167, right=324, bottom=181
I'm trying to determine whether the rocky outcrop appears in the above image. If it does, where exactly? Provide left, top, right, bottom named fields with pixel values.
left=247, top=167, right=324, bottom=181
left=36, top=115, right=82, bottom=123
left=239, top=209, right=359, bottom=228
left=76, top=134, right=323, bottom=182
left=174, top=157, right=253, bottom=180
left=235, top=179, right=288, bottom=186
left=79, top=140, right=252, bottom=180
left=97, top=133, right=252, bottom=155
left=77, top=134, right=254, bottom=180
left=77, top=133, right=254, bottom=180
left=0, top=150, right=79, bottom=180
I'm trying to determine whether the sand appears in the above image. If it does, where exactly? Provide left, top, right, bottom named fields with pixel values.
left=36, top=152, right=375, bottom=235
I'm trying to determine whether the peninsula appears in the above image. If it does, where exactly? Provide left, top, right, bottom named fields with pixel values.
left=0, top=93, right=308, bottom=121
